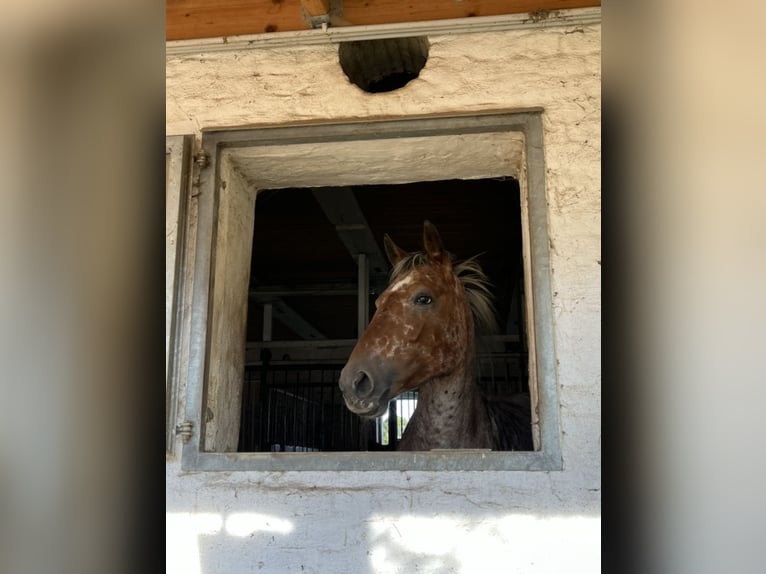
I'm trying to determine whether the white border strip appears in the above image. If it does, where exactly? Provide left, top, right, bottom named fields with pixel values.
left=166, top=7, right=600, bottom=56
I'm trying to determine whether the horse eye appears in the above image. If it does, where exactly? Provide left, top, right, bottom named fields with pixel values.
left=414, top=294, right=433, bottom=305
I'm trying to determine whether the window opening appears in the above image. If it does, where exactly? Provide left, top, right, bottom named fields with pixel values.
left=182, top=111, right=561, bottom=471
left=237, top=178, right=529, bottom=453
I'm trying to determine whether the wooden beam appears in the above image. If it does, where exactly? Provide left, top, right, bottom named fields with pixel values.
left=245, top=338, right=356, bottom=364
left=167, top=0, right=601, bottom=41
left=300, top=0, right=331, bottom=17
left=250, top=283, right=358, bottom=298
left=311, top=187, right=389, bottom=290
left=270, top=298, right=327, bottom=340
left=262, top=302, right=273, bottom=341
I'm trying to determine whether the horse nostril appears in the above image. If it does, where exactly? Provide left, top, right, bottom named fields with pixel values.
left=353, top=371, right=374, bottom=397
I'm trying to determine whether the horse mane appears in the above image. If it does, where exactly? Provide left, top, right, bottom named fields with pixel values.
left=389, top=251, right=498, bottom=336
left=385, top=246, right=534, bottom=452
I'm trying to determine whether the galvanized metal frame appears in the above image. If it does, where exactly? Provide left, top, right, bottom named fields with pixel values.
left=166, top=135, right=193, bottom=454
left=182, top=110, right=562, bottom=471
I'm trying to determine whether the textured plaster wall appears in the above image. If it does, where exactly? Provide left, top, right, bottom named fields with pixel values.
left=167, top=22, right=600, bottom=574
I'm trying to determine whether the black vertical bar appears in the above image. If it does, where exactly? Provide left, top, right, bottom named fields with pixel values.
left=319, top=370, right=325, bottom=450
left=238, top=370, right=248, bottom=451
left=339, top=386, right=345, bottom=450
left=245, top=370, right=251, bottom=451
left=266, top=388, right=273, bottom=451
left=250, top=370, right=257, bottom=450
left=283, top=385, right=288, bottom=451
left=330, top=384, right=336, bottom=451
left=309, top=371, right=316, bottom=451
left=272, top=384, right=277, bottom=451
left=304, top=374, right=308, bottom=450
left=388, top=400, right=397, bottom=450
left=304, top=369, right=312, bottom=450
left=290, top=369, right=297, bottom=449
left=252, top=371, right=257, bottom=449
left=259, top=349, right=271, bottom=451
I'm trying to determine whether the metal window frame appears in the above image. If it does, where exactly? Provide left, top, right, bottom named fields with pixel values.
left=181, top=110, right=562, bottom=471
left=166, top=135, right=193, bottom=455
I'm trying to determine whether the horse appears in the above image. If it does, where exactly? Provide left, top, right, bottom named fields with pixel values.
left=338, top=221, right=533, bottom=451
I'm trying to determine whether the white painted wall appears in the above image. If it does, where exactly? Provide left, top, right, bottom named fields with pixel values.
left=167, top=19, right=600, bottom=574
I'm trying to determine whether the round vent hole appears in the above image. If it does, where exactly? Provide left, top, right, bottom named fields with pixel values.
left=339, top=37, right=429, bottom=93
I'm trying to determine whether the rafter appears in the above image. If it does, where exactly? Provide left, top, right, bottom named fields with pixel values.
left=311, top=187, right=389, bottom=293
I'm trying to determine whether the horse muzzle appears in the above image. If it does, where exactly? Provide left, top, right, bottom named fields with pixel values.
left=338, top=366, right=391, bottom=418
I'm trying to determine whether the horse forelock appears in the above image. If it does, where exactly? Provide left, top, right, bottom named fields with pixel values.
left=389, top=251, right=498, bottom=336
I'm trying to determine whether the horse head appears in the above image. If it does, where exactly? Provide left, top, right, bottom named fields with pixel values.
left=339, top=221, right=475, bottom=417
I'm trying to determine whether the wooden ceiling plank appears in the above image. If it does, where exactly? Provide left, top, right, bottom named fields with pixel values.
left=167, top=0, right=311, bottom=41
left=342, top=0, right=601, bottom=27
left=167, top=0, right=601, bottom=41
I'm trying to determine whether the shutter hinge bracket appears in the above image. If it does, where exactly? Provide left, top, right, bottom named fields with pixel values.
left=194, top=149, right=210, bottom=170
left=191, top=149, right=210, bottom=191
left=175, top=420, right=194, bottom=443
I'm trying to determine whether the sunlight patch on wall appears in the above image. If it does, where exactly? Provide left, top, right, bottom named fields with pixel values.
left=166, top=513, right=223, bottom=574
left=225, top=513, right=294, bottom=536
left=167, top=512, right=295, bottom=574
left=368, top=514, right=600, bottom=573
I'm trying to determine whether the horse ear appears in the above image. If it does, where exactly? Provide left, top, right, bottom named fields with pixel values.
left=384, top=233, right=408, bottom=266
left=422, top=220, right=446, bottom=263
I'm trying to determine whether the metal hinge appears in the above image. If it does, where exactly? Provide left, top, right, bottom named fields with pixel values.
left=194, top=149, right=210, bottom=170
left=192, top=149, right=210, bottom=191
left=175, top=420, right=194, bottom=443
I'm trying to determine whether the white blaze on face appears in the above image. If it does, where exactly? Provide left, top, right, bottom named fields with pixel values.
left=388, top=274, right=415, bottom=293
left=371, top=273, right=420, bottom=358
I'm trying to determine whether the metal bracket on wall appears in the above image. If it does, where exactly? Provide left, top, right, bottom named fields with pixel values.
left=300, top=0, right=344, bottom=29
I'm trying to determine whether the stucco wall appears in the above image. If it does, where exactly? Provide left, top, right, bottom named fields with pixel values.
left=167, top=20, right=600, bottom=574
